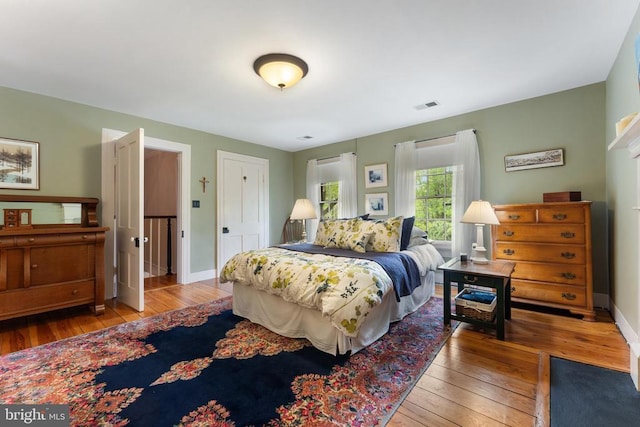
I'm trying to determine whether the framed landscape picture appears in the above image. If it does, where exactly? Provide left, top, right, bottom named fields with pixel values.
left=365, top=192, right=388, bottom=216
left=0, top=137, right=39, bottom=190
left=504, top=148, right=564, bottom=172
left=364, top=163, right=387, bottom=188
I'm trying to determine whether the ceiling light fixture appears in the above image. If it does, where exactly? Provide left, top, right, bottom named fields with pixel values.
left=253, top=53, right=308, bottom=90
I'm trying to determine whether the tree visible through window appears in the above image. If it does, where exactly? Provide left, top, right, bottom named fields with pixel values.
left=319, top=181, right=339, bottom=220
left=415, top=167, right=453, bottom=241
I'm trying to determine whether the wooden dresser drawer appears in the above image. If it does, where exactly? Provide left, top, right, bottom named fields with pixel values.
left=512, top=261, right=586, bottom=285
left=537, top=207, right=585, bottom=224
left=510, top=279, right=586, bottom=307
left=495, top=242, right=585, bottom=264
left=495, top=209, right=536, bottom=223
left=0, top=281, right=95, bottom=320
left=495, top=224, right=585, bottom=244
left=16, top=233, right=97, bottom=246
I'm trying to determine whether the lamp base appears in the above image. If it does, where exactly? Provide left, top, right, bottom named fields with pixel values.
left=471, top=245, right=489, bottom=264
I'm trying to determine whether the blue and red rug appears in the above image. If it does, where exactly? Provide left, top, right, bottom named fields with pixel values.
left=0, top=296, right=453, bottom=426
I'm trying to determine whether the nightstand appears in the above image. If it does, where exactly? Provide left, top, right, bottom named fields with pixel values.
left=439, top=258, right=515, bottom=340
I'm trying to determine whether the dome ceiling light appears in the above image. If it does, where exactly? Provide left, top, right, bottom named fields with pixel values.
left=253, top=53, right=308, bottom=90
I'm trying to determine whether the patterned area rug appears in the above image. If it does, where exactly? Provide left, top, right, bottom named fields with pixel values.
left=0, top=296, right=454, bottom=426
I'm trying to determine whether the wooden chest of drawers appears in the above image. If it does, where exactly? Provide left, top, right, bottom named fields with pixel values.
left=490, top=201, right=594, bottom=321
left=0, top=227, right=108, bottom=321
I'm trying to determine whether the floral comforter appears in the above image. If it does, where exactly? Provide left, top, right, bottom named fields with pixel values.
left=220, top=247, right=393, bottom=337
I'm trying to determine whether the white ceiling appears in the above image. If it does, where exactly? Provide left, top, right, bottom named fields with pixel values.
left=1, top=1, right=638, bottom=152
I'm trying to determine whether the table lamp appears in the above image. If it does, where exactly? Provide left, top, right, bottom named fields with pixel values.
left=289, top=198, right=317, bottom=242
left=460, top=200, right=500, bottom=264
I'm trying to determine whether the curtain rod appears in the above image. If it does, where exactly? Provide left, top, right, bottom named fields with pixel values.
left=316, top=152, right=355, bottom=162
left=395, top=129, right=476, bottom=147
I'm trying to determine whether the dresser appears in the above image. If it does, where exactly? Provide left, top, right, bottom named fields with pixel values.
left=0, top=195, right=107, bottom=321
left=490, top=201, right=594, bottom=321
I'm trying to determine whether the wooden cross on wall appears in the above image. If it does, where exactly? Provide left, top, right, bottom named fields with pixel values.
left=199, top=177, right=210, bottom=193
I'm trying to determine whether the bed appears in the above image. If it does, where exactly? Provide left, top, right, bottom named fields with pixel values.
left=220, top=216, right=444, bottom=355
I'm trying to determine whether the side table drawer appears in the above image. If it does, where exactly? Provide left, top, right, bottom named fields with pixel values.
left=511, top=279, right=585, bottom=307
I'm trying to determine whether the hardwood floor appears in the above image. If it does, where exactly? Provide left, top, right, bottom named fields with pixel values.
left=0, top=279, right=629, bottom=426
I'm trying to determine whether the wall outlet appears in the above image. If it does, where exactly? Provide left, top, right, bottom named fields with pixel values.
left=192, top=200, right=200, bottom=208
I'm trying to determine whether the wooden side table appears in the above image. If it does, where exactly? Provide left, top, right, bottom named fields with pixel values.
left=439, top=258, right=515, bottom=340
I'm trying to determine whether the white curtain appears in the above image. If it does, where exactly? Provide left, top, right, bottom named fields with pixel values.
left=451, top=129, right=481, bottom=257
left=337, top=152, right=357, bottom=218
left=394, top=140, right=416, bottom=217
left=306, top=159, right=320, bottom=242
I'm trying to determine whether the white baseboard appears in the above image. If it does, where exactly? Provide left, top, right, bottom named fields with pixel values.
left=187, top=269, right=216, bottom=284
left=610, top=298, right=638, bottom=390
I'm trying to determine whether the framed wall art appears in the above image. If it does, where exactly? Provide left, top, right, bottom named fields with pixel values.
left=364, top=163, right=387, bottom=188
left=365, top=192, right=388, bottom=216
left=504, top=148, right=564, bottom=172
left=0, top=137, right=39, bottom=190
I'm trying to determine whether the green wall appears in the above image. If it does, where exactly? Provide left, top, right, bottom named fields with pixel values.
left=0, top=86, right=294, bottom=274
left=293, top=83, right=608, bottom=295
left=606, top=7, right=640, bottom=336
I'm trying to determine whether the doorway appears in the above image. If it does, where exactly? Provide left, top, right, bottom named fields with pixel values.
left=101, top=128, right=191, bottom=308
left=216, top=151, right=269, bottom=270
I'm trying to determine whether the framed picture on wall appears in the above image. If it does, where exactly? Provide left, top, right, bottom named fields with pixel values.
left=364, top=163, right=387, bottom=188
left=0, top=137, right=39, bottom=190
left=504, top=148, right=564, bottom=172
left=365, top=192, right=388, bottom=216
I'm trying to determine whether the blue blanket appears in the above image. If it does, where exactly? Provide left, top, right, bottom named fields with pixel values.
left=278, top=243, right=421, bottom=301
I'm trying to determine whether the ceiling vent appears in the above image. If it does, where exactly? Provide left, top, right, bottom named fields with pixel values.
left=414, top=101, right=440, bottom=110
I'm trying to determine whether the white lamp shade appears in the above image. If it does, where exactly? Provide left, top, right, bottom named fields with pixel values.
left=290, top=198, right=317, bottom=220
left=461, top=200, right=500, bottom=225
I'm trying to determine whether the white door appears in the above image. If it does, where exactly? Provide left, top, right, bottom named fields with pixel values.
left=115, top=129, right=145, bottom=311
left=217, top=151, right=269, bottom=270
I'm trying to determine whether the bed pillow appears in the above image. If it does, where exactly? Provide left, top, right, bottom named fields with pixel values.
left=325, top=230, right=372, bottom=253
left=400, top=216, right=415, bottom=251
left=410, top=226, right=428, bottom=239
left=314, top=218, right=361, bottom=246
left=407, top=225, right=429, bottom=247
left=408, top=236, right=430, bottom=247
left=359, top=216, right=403, bottom=252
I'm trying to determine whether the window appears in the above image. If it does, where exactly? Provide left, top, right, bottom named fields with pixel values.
left=415, top=166, right=454, bottom=241
left=319, top=181, right=339, bottom=220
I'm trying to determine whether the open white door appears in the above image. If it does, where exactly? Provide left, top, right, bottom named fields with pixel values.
left=115, top=129, right=145, bottom=311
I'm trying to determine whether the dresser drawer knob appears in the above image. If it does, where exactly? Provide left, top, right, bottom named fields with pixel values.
left=503, top=249, right=515, bottom=255
left=508, top=214, right=520, bottom=220
left=561, top=252, right=576, bottom=259
left=82, top=235, right=88, bottom=239
left=463, top=275, right=478, bottom=283
left=28, top=237, right=35, bottom=242
left=560, top=232, right=575, bottom=239
left=552, top=213, right=567, bottom=221
left=31, top=264, right=38, bottom=269
left=72, top=289, right=79, bottom=295
left=561, top=292, right=576, bottom=300
left=511, top=286, right=517, bottom=293
left=503, top=230, right=514, bottom=237
left=562, top=272, right=576, bottom=279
